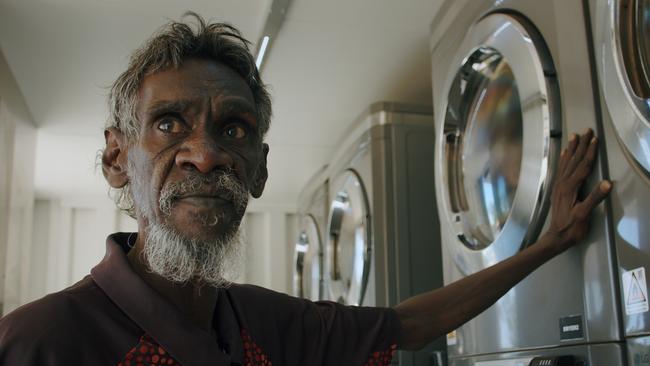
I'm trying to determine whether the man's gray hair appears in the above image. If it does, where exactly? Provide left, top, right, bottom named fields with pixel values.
left=106, top=12, right=271, bottom=217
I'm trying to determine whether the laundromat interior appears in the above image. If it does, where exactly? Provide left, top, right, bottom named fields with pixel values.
left=0, top=0, right=649, bottom=365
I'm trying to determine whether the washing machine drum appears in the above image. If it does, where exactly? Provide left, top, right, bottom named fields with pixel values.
left=293, top=214, right=322, bottom=301
left=325, top=170, right=371, bottom=305
left=438, top=13, right=561, bottom=275
left=602, top=0, right=650, bottom=175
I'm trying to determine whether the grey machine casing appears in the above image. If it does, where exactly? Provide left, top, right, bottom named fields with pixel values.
left=324, top=102, right=445, bottom=365
left=588, top=0, right=650, bottom=363
left=430, top=0, right=625, bottom=364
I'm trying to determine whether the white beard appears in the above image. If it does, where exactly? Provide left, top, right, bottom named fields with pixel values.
left=127, top=150, right=246, bottom=287
left=143, top=221, right=244, bottom=288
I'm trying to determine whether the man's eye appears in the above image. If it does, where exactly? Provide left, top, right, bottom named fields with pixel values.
left=224, top=125, right=247, bottom=139
left=157, top=119, right=184, bottom=133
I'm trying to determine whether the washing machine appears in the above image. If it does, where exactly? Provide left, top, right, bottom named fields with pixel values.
left=588, top=0, right=650, bottom=363
left=324, top=102, right=445, bottom=365
left=292, top=165, right=328, bottom=301
left=430, top=0, right=625, bottom=364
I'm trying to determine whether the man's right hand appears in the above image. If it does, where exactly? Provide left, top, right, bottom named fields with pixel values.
left=544, top=128, right=612, bottom=254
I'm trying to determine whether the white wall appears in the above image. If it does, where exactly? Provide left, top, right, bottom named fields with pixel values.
left=28, top=198, right=135, bottom=299
left=2, top=120, right=36, bottom=313
left=0, top=48, right=37, bottom=315
left=242, top=209, right=298, bottom=292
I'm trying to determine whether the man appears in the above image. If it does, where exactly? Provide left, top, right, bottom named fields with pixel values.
left=0, top=13, right=611, bottom=366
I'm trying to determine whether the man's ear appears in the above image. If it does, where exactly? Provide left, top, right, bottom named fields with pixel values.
left=250, top=143, right=269, bottom=198
left=102, top=127, right=129, bottom=188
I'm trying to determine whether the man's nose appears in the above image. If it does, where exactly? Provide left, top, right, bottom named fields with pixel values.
left=175, top=133, right=233, bottom=174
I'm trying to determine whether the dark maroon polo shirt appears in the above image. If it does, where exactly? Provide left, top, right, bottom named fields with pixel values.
left=0, top=233, right=399, bottom=365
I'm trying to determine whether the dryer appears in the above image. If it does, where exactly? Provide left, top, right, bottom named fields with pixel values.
left=324, top=102, right=445, bottom=365
left=588, top=0, right=650, bottom=362
left=430, top=0, right=624, bottom=364
left=292, top=165, right=328, bottom=301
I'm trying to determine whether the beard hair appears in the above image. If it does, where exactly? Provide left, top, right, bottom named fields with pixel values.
left=127, top=150, right=247, bottom=288
left=144, top=221, right=244, bottom=288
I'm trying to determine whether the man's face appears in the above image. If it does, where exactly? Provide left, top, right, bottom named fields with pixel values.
left=128, top=57, right=267, bottom=241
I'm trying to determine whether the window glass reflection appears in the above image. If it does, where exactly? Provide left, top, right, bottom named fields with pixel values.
left=444, top=46, right=523, bottom=250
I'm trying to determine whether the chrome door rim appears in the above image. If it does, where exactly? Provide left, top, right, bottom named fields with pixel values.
left=436, top=12, right=560, bottom=275
left=293, top=214, right=322, bottom=300
left=602, top=0, right=650, bottom=174
left=325, top=170, right=372, bottom=305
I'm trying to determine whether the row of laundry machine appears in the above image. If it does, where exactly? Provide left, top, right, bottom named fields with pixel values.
left=292, top=101, right=447, bottom=365
left=292, top=0, right=650, bottom=365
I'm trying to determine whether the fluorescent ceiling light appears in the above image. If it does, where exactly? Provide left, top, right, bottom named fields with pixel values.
left=256, top=36, right=270, bottom=69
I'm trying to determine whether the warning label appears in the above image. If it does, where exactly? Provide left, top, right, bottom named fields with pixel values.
left=622, top=267, right=649, bottom=315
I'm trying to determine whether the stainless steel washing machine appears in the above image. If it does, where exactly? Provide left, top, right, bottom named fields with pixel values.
left=588, top=0, right=650, bottom=363
left=324, top=102, right=445, bottom=365
left=292, top=165, right=328, bottom=301
left=430, top=0, right=624, bottom=364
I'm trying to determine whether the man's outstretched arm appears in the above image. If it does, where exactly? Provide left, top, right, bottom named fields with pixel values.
left=394, top=129, right=612, bottom=351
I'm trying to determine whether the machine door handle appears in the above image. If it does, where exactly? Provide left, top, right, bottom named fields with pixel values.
left=529, top=355, right=577, bottom=366
left=328, top=191, right=348, bottom=281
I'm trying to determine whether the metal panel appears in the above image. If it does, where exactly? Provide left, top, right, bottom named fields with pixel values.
left=431, top=0, right=621, bottom=357
left=627, top=335, right=650, bottom=365
left=325, top=104, right=445, bottom=364
left=449, top=343, right=625, bottom=366
left=590, top=0, right=650, bottom=338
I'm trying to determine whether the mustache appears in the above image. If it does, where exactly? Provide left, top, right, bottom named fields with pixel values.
left=159, top=169, right=249, bottom=216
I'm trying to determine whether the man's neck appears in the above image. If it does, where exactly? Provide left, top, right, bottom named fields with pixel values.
left=126, top=234, right=219, bottom=334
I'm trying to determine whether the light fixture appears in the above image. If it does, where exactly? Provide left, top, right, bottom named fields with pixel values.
left=256, top=36, right=271, bottom=69
left=254, top=0, right=293, bottom=72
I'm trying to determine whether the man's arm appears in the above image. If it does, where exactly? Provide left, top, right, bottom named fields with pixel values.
left=394, top=129, right=612, bottom=351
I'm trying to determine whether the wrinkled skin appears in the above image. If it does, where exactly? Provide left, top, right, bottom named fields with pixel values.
left=132, top=58, right=267, bottom=240
left=102, top=58, right=269, bottom=331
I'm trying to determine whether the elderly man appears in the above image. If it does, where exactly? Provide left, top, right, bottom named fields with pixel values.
left=0, top=13, right=611, bottom=366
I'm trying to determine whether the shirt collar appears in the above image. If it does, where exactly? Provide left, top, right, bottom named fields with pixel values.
left=91, top=232, right=244, bottom=366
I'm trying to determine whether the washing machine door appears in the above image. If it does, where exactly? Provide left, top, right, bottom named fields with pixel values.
left=293, top=214, right=322, bottom=300
left=325, top=170, right=371, bottom=305
left=602, top=0, right=650, bottom=174
left=436, top=13, right=561, bottom=275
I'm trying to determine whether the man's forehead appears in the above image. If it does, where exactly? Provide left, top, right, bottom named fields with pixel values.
left=137, top=58, right=256, bottom=112
left=143, top=97, right=257, bottom=120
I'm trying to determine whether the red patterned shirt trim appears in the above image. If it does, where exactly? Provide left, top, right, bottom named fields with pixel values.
left=363, top=343, right=397, bottom=366
left=241, top=328, right=273, bottom=365
left=118, top=334, right=181, bottom=366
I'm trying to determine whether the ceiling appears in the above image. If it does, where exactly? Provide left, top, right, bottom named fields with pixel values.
left=0, top=0, right=442, bottom=209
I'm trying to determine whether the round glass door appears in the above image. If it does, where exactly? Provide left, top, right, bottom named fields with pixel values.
left=605, top=0, right=650, bottom=174
left=325, top=170, right=371, bottom=305
left=437, top=13, right=560, bottom=274
left=446, top=47, right=524, bottom=250
left=293, top=214, right=322, bottom=300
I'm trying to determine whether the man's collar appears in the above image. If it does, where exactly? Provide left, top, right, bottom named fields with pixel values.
left=91, top=232, right=244, bottom=366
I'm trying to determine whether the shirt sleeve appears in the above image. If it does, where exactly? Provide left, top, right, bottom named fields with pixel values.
left=0, top=301, right=76, bottom=366
left=228, top=285, right=400, bottom=366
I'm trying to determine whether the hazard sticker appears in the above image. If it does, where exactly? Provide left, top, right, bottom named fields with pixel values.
left=622, top=267, right=649, bottom=315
